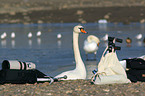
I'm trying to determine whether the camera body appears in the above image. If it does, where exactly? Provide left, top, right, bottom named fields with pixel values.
left=108, top=37, right=123, bottom=52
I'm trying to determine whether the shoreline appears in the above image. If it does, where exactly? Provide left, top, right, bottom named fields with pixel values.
left=1, top=6, right=145, bottom=24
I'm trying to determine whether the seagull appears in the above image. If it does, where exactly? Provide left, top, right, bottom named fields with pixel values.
left=28, top=32, right=32, bottom=38
left=98, top=19, right=108, bottom=24
left=135, top=33, right=142, bottom=40
left=36, top=31, right=41, bottom=37
left=1, top=32, right=7, bottom=40
left=101, top=34, right=108, bottom=42
left=57, top=33, right=62, bottom=39
left=11, top=32, right=15, bottom=39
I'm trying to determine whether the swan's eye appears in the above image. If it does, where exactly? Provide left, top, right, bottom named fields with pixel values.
left=79, top=28, right=84, bottom=30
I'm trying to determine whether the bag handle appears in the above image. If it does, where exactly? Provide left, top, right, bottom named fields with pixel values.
left=91, top=72, right=106, bottom=83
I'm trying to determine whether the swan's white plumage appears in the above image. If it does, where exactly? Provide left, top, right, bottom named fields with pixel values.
left=84, top=35, right=100, bottom=53
left=54, top=25, right=87, bottom=80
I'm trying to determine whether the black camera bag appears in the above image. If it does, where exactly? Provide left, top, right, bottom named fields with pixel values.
left=126, top=69, right=145, bottom=82
left=0, top=69, right=37, bottom=84
left=125, top=58, right=145, bottom=70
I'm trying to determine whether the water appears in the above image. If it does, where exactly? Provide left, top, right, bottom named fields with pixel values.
left=0, top=23, right=144, bottom=79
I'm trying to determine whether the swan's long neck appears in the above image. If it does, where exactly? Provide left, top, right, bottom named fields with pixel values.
left=73, top=32, right=85, bottom=69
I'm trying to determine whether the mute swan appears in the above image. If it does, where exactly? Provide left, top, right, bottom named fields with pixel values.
left=55, top=25, right=87, bottom=80
left=83, top=35, right=100, bottom=60
left=28, top=32, right=32, bottom=38
left=36, top=31, right=41, bottom=37
left=135, top=33, right=142, bottom=40
left=11, top=32, right=15, bottom=39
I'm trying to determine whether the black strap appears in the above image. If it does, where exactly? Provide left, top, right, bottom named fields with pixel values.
left=18, top=61, right=22, bottom=70
left=23, top=62, right=27, bottom=70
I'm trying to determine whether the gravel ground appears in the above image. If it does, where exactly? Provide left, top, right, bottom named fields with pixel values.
left=0, top=80, right=145, bottom=96
left=0, top=0, right=145, bottom=96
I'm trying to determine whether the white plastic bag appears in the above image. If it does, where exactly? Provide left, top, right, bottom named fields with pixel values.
left=91, top=47, right=131, bottom=84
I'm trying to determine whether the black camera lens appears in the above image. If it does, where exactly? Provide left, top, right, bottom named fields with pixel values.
left=115, top=38, right=123, bottom=43
left=114, top=46, right=121, bottom=50
left=108, top=37, right=115, bottom=41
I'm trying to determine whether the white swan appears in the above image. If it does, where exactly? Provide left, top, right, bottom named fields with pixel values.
left=54, top=25, right=87, bottom=80
left=83, top=35, right=100, bottom=60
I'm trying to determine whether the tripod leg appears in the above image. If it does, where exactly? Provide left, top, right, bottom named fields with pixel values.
left=86, top=53, right=89, bottom=61
left=94, top=51, right=97, bottom=60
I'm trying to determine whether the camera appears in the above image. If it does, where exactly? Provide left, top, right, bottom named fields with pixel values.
left=108, top=37, right=123, bottom=52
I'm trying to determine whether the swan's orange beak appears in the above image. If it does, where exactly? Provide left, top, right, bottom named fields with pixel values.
left=80, top=28, right=87, bottom=34
left=97, top=43, right=100, bottom=46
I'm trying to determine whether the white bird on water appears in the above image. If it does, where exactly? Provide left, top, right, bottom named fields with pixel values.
left=36, top=31, right=41, bottom=37
left=28, top=32, right=32, bottom=38
left=57, top=33, right=62, bottom=39
left=101, top=34, right=108, bottom=41
left=135, top=33, right=142, bottom=40
left=55, top=25, right=87, bottom=80
left=1, top=32, right=7, bottom=39
left=83, top=35, right=100, bottom=60
left=11, top=32, right=15, bottom=39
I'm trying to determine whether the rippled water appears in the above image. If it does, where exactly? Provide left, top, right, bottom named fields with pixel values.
left=0, top=23, right=144, bottom=78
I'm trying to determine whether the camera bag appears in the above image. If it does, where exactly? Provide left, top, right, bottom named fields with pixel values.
left=126, top=69, right=145, bottom=82
left=125, top=58, right=145, bottom=70
left=124, top=58, right=145, bottom=82
left=0, top=69, right=37, bottom=84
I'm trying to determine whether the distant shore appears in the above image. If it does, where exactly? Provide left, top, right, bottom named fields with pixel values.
left=1, top=0, right=145, bottom=24
left=1, top=6, right=145, bottom=24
